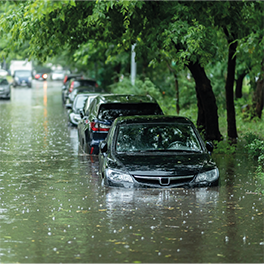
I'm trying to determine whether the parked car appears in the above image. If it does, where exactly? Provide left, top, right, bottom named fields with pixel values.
left=77, top=94, right=164, bottom=155
left=0, top=78, right=11, bottom=99
left=13, top=70, right=32, bottom=88
left=65, top=85, right=103, bottom=106
left=34, top=73, right=48, bottom=81
left=63, top=78, right=100, bottom=104
left=98, top=115, right=219, bottom=188
left=61, top=74, right=83, bottom=104
left=63, top=73, right=83, bottom=85
left=50, top=70, right=69, bottom=81
left=66, top=93, right=99, bottom=126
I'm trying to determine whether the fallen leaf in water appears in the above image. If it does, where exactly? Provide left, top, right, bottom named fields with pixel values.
left=217, top=254, right=224, bottom=257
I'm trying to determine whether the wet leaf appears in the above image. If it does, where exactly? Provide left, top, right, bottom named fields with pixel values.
left=132, top=233, right=142, bottom=236
left=165, top=254, right=172, bottom=258
left=165, top=225, right=179, bottom=228
left=217, top=254, right=224, bottom=257
left=107, top=239, right=117, bottom=242
left=98, top=209, right=107, bottom=212
left=164, top=207, right=174, bottom=210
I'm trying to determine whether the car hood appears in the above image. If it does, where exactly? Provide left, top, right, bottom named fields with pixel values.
left=110, top=153, right=215, bottom=177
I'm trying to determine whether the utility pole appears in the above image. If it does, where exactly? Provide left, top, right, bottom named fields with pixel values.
left=131, top=44, right=136, bottom=85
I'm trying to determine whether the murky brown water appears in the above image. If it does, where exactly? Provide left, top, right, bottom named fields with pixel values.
left=0, top=80, right=263, bottom=263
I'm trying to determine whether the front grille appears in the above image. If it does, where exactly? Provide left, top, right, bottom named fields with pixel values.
left=133, top=175, right=194, bottom=187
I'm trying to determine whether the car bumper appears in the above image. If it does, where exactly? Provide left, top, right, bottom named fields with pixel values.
left=14, top=81, right=31, bottom=87
left=105, top=177, right=219, bottom=189
left=0, top=88, right=10, bottom=98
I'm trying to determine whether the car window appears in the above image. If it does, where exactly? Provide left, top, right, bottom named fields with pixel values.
left=115, top=123, right=202, bottom=152
left=79, top=80, right=97, bottom=86
left=98, top=103, right=163, bottom=120
left=75, top=96, right=88, bottom=109
left=14, top=71, right=31, bottom=77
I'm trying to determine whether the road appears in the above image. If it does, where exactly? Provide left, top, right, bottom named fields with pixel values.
left=0, top=80, right=263, bottom=263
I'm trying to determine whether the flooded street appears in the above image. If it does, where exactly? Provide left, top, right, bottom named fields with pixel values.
left=0, top=81, right=263, bottom=263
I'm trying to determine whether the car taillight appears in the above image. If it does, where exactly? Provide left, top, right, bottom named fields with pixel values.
left=35, top=74, right=40, bottom=79
left=63, top=76, right=68, bottom=84
left=42, top=73, right=48, bottom=79
left=95, top=83, right=98, bottom=88
left=90, top=122, right=110, bottom=131
left=69, top=81, right=74, bottom=93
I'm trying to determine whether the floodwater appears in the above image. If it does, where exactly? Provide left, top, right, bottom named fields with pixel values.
left=0, top=80, right=263, bottom=263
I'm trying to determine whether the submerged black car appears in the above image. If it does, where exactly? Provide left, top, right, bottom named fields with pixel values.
left=99, top=115, right=219, bottom=188
left=78, top=94, right=164, bottom=155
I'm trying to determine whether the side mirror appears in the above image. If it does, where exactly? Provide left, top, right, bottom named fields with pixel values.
left=65, top=103, right=72, bottom=109
left=100, top=141, right=107, bottom=153
left=206, top=141, right=214, bottom=153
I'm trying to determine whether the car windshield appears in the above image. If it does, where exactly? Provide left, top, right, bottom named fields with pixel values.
left=15, top=71, right=31, bottom=77
left=98, top=103, right=163, bottom=120
left=0, top=79, right=8, bottom=85
left=75, top=96, right=88, bottom=109
left=115, top=123, right=202, bottom=153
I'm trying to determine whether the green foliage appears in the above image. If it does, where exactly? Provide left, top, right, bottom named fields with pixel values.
left=245, top=138, right=264, bottom=194
left=245, top=139, right=264, bottom=158
left=212, top=139, right=237, bottom=154
left=110, top=77, right=161, bottom=100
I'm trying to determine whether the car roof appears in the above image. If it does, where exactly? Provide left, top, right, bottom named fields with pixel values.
left=95, top=94, right=157, bottom=104
left=113, top=115, right=194, bottom=125
left=74, top=92, right=98, bottom=100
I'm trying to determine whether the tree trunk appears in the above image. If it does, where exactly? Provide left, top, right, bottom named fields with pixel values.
left=252, top=78, right=264, bottom=118
left=187, top=62, right=222, bottom=141
left=235, top=71, right=247, bottom=99
left=225, top=40, right=238, bottom=140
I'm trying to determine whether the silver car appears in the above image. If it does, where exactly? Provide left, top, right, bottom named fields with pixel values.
left=0, top=78, right=11, bottom=99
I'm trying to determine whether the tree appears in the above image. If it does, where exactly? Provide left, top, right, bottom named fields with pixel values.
left=1, top=0, right=263, bottom=141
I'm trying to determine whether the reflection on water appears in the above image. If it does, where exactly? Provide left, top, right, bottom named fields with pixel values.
left=0, top=82, right=263, bottom=263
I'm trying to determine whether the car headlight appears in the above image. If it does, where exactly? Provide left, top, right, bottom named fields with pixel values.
left=195, top=168, right=219, bottom=183
left=106, top=169, right=133, bottom=183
